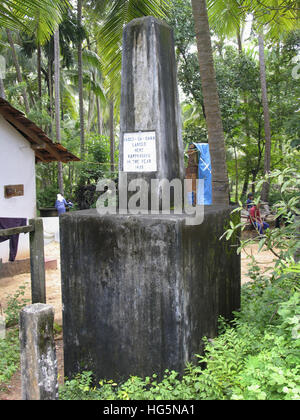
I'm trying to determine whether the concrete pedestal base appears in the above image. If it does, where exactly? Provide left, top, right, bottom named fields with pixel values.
left=60, top=206, right=240, bottom=382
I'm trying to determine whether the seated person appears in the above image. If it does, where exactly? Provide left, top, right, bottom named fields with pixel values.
left=249, top=202, right=270, bottom=234
left=66, top=199, right=73, bottom=209
left=246, top=193, right=254, bottom=211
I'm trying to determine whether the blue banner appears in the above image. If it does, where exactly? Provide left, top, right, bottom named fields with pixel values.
left=193, top=143, right=212, bottom=205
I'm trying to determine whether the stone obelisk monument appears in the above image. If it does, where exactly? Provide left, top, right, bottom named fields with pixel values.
left=119, top=17, right=184, bottom=209
left=60, top=17, right=240, bottom=383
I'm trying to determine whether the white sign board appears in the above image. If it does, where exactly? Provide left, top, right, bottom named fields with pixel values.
left=123, top=131, right=157, bottom=172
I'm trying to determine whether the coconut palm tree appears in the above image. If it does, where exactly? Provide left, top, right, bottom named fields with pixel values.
left=0, top=0, right=69, bottom=115
left=248, top=1, right=299, bottom=201
left=77, top=0, right=85, bottom=158
left=54, top=28, right=64, bottom=194
left=258, top=31, right=271, bottom=202
left=191, top=0, right=229, bottom=204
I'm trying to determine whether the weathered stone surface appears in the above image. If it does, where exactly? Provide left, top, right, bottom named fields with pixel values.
left=119, top=17, right=184, bottom=209
left=19, top=303, right=58, bottom=400
left=60, top=207, right=240, bottom=382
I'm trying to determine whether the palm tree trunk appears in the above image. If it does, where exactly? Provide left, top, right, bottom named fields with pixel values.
left=0, top=77, right=5, bottom=98
left=78, top=0, right=85, bottom=158
left=237, top=28, right=242, bottom=54
left=54, top=28, right=64, bottom=195
left=37, top=42, right=42, bottom=103
left=96, top=97, right=103, bottom=136
left=48, top=57, right=54, bottom=138
left=109, top=100, right=115, bottom=174
left=258, top=33, right=271, bottom=202
left=191, top=0, right=229, bottom=205
left=6, top=29, right=30, bottom=114
left=87, top=92, right=96, bottom=133
left=240, top=171, right=250, bottom=201
left=234, top=146, right=239, bottom=203
left=23, top=73, right=36, bottom=108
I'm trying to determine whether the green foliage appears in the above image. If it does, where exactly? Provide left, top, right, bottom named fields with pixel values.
left=53, top=322, right=62, bottom=335
left=169, top=0, right=300, bottom=203
left=59, top=371, right=102, bottom=400
left=37, top=183, right=58, bottom=209
left=181, top=103, right=207, bottom=146
left=0, top=0, right=69, bottom=40
left=231, top=289, right=300, bottom=400
left=77, top=133, right=113, bottom=184
left=0, top=329, right=20, bottom=389
left=0, top=285, right=28, bottom=389
left=72, top=133, right=116, bottom=209
left=223, top=166, right=300, bottom=267
left=4, top=285, right=29, bottom=328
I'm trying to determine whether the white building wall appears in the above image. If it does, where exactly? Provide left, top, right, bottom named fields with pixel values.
left=0, top=115, right=36, bottom=261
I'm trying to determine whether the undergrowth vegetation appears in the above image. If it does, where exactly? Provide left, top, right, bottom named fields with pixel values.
left=0, top=329, right=20, bottom=390
left=0, top=286, right=29, bottom=390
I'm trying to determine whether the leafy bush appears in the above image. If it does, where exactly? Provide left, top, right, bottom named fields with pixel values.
left=36, top=183, right=58, bottom=209
left=0, top=329, right=20, bottom=389
left=231, top=291, right=300, bottom=400
left=4, top=285, right=29, bottom=328
left=0, top=285, right=29, bottom=389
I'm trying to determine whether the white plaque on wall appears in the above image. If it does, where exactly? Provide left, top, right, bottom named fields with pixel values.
left=123, top=131, right=157, bottom=172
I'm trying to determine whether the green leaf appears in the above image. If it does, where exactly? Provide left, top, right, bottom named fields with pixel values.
left=258, top=237, right=267, bottom=252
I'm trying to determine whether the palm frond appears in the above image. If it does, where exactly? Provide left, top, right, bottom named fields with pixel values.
left=207, top=0, right=299, bottom=43
left=207, top=0, right=246, bottom=37
left=0, top=0, right=69, bottom=40
left=82, top=49, right=102, bottom=74
left=97, top=0, right=171, bottom=102
left=249, top=0, right=299, bottom=39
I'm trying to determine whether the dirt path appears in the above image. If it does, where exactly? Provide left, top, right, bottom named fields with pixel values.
left=0, top=242, right=62, bottom=326
left=241, top=242, right=277, bottom=284
left=0, top=240, right=277, bottom=400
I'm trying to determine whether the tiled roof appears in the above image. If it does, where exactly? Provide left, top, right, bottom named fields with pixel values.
left=0, top=98, right=80, bottom=163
